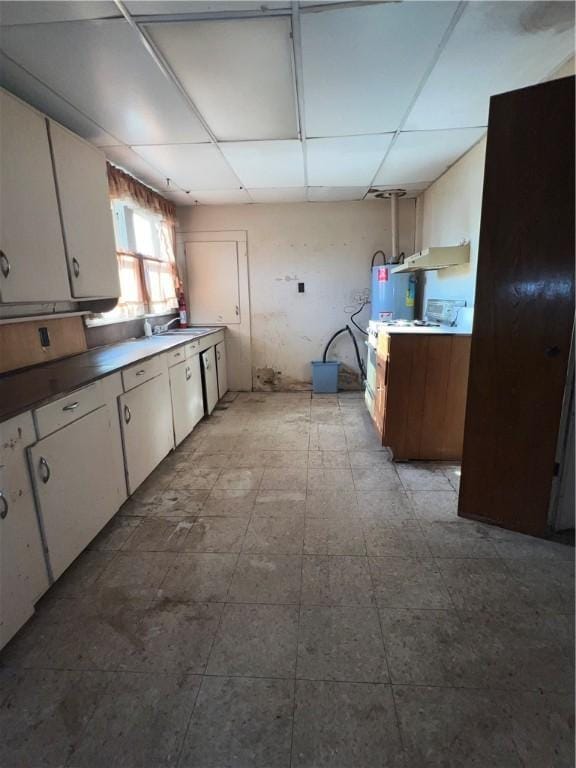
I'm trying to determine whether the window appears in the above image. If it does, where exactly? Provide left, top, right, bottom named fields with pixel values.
left=87, top=163, right=180, bottom=325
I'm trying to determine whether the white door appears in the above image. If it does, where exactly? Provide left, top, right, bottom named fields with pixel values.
left=119, top=373, right=174, bottom=494
left=169, top=356, right=204, bottom=446
left=49, top=121, right=120, bottom=299
left=0, top=413, right=50, bottom=649
left=0, top=90, right=70, bottom=302
left=215, top=341, right=228, bottom=398
left=202, top=347, right=219, bottom=415
left=28, top=405, right=121, bottom=581
left=185, top=241, right=240, bottom=324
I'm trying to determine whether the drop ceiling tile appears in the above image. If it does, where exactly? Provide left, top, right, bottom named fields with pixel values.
left=0, top=19, right=210, bottom=144
left=307, top=134, right=393, bottom=186
left=405, top=1, right=575, bottom=130
left=187, top=189, right=251, bottom=205
left=248, top=188, right=308, bottom=203
left=307, top=187, right=366, bottom=202
left=373, top=128, right=486, bottom=186
left=133, top=143, right=240, bottom=191
left=0, top=52, right=118, bottom=146
left=301, top=2, right=457, bottom=137
left=146, top=17, right=298, bottom=141
left=220, top=141, right=304, bottom=188
left=0, top=1, right=118, bottom=25
left=127, top=2, right=280, bottom=15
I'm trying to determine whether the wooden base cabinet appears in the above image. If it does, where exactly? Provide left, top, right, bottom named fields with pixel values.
left=372, top=333, right=471, bottom=461
left=119, top=372, right=174, bottom=494
left=28, top=405, right=123, bottom=581
left=0, top=412, right=50, bottom=649
left=169, top=356, right=204, bottom=446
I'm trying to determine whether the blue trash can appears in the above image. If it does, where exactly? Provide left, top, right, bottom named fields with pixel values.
left=311, top=361, right=340, bottom=394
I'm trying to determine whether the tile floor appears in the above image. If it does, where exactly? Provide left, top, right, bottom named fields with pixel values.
left=1, top=391, right=574, bottom=768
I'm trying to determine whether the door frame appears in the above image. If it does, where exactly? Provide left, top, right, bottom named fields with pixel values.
left=176, top=229, right=252, bottom=391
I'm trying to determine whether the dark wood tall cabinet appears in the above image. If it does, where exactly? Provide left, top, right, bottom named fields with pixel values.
left=459, top=76, right=575, bottom=536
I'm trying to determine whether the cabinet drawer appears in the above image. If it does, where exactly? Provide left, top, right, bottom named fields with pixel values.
left=185, top=340, right=202, bottom=358
left=34, top=381, right=104, bottom=438
left=122, top=355, right=164, bottom=391
left=166, top=347, right=186, bottom=367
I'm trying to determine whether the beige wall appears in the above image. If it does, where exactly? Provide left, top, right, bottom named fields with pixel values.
left=177, top=200, right=416, bottom=390
left=417, top=137, right=487, bottom=313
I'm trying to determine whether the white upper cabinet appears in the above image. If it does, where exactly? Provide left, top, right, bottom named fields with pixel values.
left=0, top=89, right=70, bottom=303
left=49, top=121, right=120, bottom=299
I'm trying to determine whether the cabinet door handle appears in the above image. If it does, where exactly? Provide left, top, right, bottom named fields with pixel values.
left=384, top=359, right=389, bottom=386
left=0, top=251, right=10, bottom=278
left=62, top=401, right=79, bottom=412
left=185, top=366, right=191, bottom=381
left=39, top=457, right=51, bottom=484
left=72, top=257, right=80, bottom=277
left=0, top=491, right=7, bottom=520
left=135, top=369, right=146, bottom=376
left=235, top=305, right=239, bottom=316
left=174, top=351, right=182, bottom=358
left=124, top=404, right=131, bottom=424
left=204, top=360, right=210, bottom=371
left=216, top=350, right=221, bottom=361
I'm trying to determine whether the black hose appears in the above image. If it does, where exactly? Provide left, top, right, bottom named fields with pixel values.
left=350, top=300, right=369, bottom=336
left=370, top=250, right=387, bottom=269
left=321, top=325, right=366, bottom=382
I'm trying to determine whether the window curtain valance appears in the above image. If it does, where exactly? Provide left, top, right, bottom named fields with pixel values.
left=107, top=163, right=177, bottom=226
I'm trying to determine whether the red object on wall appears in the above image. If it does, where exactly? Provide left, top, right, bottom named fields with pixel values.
left=178, top=290, right=188, bottom=328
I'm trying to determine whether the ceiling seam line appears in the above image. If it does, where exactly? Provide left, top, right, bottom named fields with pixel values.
left=366, top=0, right=468, bottom=191
left=291, top=1, right=308, bottom=189
left=112, top=0, right=254, bottom=203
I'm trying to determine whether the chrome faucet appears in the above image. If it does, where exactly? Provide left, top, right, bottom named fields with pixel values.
left=153, top=317, right=180, bottom=334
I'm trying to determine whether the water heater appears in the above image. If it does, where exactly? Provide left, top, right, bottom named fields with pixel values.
left=370, top=265, right=416, bottom=322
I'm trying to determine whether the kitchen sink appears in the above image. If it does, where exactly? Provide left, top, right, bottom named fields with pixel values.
left=158, top=327, right=215, bottom=336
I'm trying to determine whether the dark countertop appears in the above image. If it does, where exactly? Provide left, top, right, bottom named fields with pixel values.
left=0, top=328, right=222, bottom=424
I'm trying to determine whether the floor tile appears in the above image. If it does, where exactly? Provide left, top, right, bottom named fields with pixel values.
left=490, top=533, right=574, bottom=561
left=297, top=606, right=388, bottom=682
left=348, top=450, right=392, bottom=468
left=213, top=468, right=264, bottom=490
left=304, top=517, right=366, bottom=555
left=121, top=517, right=195, bottom=552
left=356, top=490, right=416, bottom=522
left=159, top=553, right=237, bottom=602
left=418, top=521, right=499, bottom=558
left=182, top=516, right=248, bottom=553
left=228, top=554, right=302, bottom=603
left=301, top=555, right=374, bottom=606
left=0, top=668, right=108, bottom=768
left=363, top=521, right=432, bottom=557
left=435, top=557, right=529, bottom=612
left=88, top=516, right=141, bottom=551
left=369, top=557, right=453, bottom=609
left=193, top=452, right=232, bottom=468
left=129, top=489, right=209, bottom=517
left=260, top=450, right=309, bottom=467
left=307, top=467, right=355, bottom=490
left=170, top=468, right=221, bottom=491
left=408, top=490, right=459, bottom=522
left=292, top=680, right=403, bottom=768
left=504, top=558, right=575, bottom=614
left=305, top=489, right=359, bottom=518
left=242, top=515, right=305, bottom=555
left=397, top=464, right=454, bottom=491
left=206, top=604, right=298, bottom=677
left=68, top=673, right=201, bottom=768
left=253, top=493, right=307, bottom=516
left=394, top=686, right=523, bottom=768
left=180, top=676, right=294, bottom=768
left=308, top=451, right=350, bottom=468
left=309, top=424, right=347, bottom=451
left=47, top=550, right=116, bottom=598
left=352, top=467, right=403, bottom=491
left=96, top=551, right=176, bottom=601
left=201, top=489, right=256, bottom=516
left=379, top=608, right=481, bottom=687
left=260, top=467, right=308, bottom=491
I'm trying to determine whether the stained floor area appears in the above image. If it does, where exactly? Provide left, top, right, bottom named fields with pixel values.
left=1, top=391, right=574, bottom=767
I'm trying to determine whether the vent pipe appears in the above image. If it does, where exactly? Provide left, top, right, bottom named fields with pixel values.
left=370, top=188, right=406, bottom=264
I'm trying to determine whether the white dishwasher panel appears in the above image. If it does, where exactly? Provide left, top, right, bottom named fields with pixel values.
left=201, top=346, right=219, bottom=415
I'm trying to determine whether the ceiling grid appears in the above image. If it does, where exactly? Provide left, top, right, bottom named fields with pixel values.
left=0, top=0, right=573, bottom=204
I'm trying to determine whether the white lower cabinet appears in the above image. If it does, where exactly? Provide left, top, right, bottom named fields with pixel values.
left=119, top=372, right=174, bottom=494
left=201, top=346, right=219, bottom=415
left=28, top=405, right=122, bottom=582
left=215, top=340, right=228, bottom=399
left=0, top=412, right=50, bottom=649
left=169, top=356, right=204, bottom=446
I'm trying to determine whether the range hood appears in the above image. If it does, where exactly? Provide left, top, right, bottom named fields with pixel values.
left=391, top=243, right=470, bottom=274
